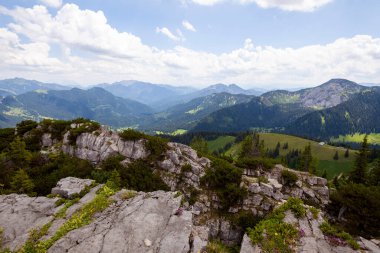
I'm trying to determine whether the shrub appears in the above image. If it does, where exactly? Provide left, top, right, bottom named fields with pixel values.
left=145, top=135, right=168, bottom=160
left=309, top=206, right=320, bottom=219
left=10, top=169, right=35, bottom=195
left=119, top=160, right=169, bottom=192
left=320, top=222, right=360, bottom=249
left=68, top=121, right=100, bottom=145
left=235, top=157, right=276, bottom=171
left=248, top=198, right=305, bottom=253
left=201, top=158, right=246, bottom=210
left=119, top=129, right=146, bottom=141
left=281, top=170, right=298, bottom=185
left=205, top=240, right=239, bottom=253
left=329, top=183, right=380, bottom=236
left=16, top=120, right=38, bottom=136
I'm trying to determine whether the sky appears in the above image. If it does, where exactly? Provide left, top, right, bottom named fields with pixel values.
left=0, top=0, right=379, bottom=89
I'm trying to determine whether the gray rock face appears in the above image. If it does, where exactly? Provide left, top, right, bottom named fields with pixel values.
left=48, top=191, right=192, bottom=253
left=0, top=194, right=58, bottom=251
left=0, top=179, right=199, bottom=253
left=157, top=142, right=210, bottom=191
left=61, top=127, right=149, bottom=164
left=240, top=234, right=260, bottom=253
left=51, top=177, right=95, bottom=198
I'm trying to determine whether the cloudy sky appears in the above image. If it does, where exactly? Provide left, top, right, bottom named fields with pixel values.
left=0, top=0, right=379, bottom=88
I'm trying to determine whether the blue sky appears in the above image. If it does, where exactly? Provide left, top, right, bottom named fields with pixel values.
left=0, top=0, right=379, bottom=88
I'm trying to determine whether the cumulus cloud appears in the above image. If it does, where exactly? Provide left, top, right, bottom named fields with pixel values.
left=182, top=20, right=196, bottom=32
left=0, top=3, right=379, bottom=88
left=189, top=0, right=333, bottom=12
left=156, top=27, right=184, bottom=41
left=39, top=0, right=63, bottom=8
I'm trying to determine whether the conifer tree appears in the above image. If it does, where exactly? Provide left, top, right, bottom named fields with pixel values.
left=273, top=142, right=281, bottom=158
left=369, top=159, right=380, bottom=186
left=10, top=169, right=35, bottom=194
left=297, top=144, right=317, bottom=174
left=322, top=170, right=327, bottom=179
left=344, top=148, right=349, bottom=158
left=333, top=151, right=339, bottom=160
left=350, top=135, right=368, bottom=184
left=190, top=136, right=208, bottom=154
left=8, top=137, right=32, bottom=168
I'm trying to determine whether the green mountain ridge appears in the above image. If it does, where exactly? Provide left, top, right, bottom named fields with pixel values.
left=0, top=87, right=153, bottom=128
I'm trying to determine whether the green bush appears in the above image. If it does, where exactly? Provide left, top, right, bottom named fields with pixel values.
left=201, top=158, right=246, bottom=210
left=235, top=157, right=276, bottom=171
left=145, top=135, right=168, bottom=160
left=119, top=160, right=169, bottom=192
left=329, top=183, right=380, bottom=237
left=0, top=128, right=15, bottom=152
left=248, top=198, right=305, bottom=253
left=68, top=121, right=100, bottom=145
left=119, top=129, right=146, bottom=141
left=16, top=120, right=38, bottom=136
left=205, top=240, right=239, bottom=253
left=320, top=221, right=360, bottom=249
left=281, top=170, right=298, bottom=185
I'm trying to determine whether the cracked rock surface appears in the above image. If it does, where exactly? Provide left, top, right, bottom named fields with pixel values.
left=0, top=194, right=58, bottom=251
left=48, top=191, right=192, bottom=253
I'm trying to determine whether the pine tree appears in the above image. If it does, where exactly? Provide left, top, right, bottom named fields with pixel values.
left=283, top=142, right=289, bottom=150
left=10, top=169, right=35, bottom=194
left=344, top=148, right=349, bottom=158
left=322, top=170, right=327, bottom=179
left=297, top=144, right=317, bottom=174
left=369, top=159, right=380, bottom=186
left=333, top=151, right=339, bottom=160
left=350, top=135, right=368, bottom=184
left=106, top=170, right=121, bottom=190
left=8, top=137, right=32, bottom=168
left=190, top=136, right=208, bottom=154
left=273, top=142, right=281, bottom=158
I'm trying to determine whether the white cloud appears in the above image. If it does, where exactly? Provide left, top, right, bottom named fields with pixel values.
left=0, top=3, right=379, bottom=89
left=189, top=0, right=333, bottom=12
left=39, top=0, right=62, bottom=8
left=182, top=20, right=196, bottom=32
left=156, top=27, right=184, bottom=41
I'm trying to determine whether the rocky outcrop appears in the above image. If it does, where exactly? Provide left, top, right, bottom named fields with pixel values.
left=51, top=177, right=94, bottom=198
left=157, top=142, right=210, bottom=191
left=0, top=179, right=198, bottom=253
left=42, top=126, right=211, bottom=192
left=239, top=203, right=380, bottom=253
left=48, top=191, right=192, bottom=253
left=60, top=127, right=149, bottom=164
left=0, top=194, right=58, bottom=251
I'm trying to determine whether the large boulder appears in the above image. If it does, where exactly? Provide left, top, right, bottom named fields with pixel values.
left=51, top=177, right=94, bottom=199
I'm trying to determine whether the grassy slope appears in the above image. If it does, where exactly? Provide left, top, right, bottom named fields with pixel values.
left=207, top=136, right=236, bottom=153
left=225, top=133, right=356, bottom=179
left=330, top=133, right=380, bottom=145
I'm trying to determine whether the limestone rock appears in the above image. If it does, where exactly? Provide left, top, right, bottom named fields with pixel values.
left=0, top=194, right=58, bottom=251
left=240, top=234, right=261, bottom=253
left=51, top=177, right=94, bottom=198
left=48, top=191, right=193, bottom=253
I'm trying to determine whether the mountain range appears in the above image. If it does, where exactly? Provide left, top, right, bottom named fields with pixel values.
left=0, top=77, right=379, bottom=141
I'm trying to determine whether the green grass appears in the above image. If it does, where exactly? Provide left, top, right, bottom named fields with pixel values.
left=330, top=133, right=380, bottom=145
left=225, top=133, right=356, bottom=179
left=317, top=160, right=354, bottom=179
left=207, top=136, right=236, bottom=153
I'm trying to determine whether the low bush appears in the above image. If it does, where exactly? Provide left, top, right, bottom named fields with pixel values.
left=235, top=157, right=276, bottom=171
left=248, top=198, right=306, bottom=253
left=320, top=222, right=360, bottom=249
left=201, top=158, right=246, bottom=210
left=281, top=170, right=298, bottom=185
